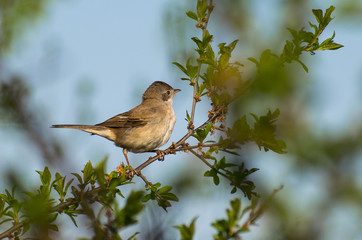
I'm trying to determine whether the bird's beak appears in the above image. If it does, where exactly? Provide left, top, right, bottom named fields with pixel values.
left=174, top=89, right=181, bottom=93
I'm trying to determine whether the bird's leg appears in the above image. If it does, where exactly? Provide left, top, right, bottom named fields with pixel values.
left=122, top=148, right=138, bottom=178
left=123, top=148, right=131, bottom=166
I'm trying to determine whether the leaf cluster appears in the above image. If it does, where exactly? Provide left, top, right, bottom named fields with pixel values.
left=249, top=6, right=343, bottom=73
left=204, top=158, right=259, bottom=199
left=175, top=197, right=267, bottom=240
left=175, top=2, right=246, bottom=109
left=229, top=109, right=287, bottom=154
left=0, top=161, right=144, bottom=239
left=142, top=183, right=178, bottom=211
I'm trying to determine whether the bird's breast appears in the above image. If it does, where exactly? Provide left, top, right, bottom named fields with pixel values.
left=115, top=105, right=176, bottom=153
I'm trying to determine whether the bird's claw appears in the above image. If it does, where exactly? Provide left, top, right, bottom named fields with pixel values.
left=156, top=150, right=165, bottom=161
left=126, top=167, right=139, bottom=179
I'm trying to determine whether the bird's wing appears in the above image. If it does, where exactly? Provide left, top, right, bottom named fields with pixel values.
left=97, top=114, right=148, bottom=128
left=96, top=105, right=156, bottom=128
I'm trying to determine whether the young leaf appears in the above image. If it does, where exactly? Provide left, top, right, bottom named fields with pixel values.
left=186, top=11, right=198, bottom=21
left=82, top=160, right=93, bottom=184
left=312, top=9, right=323, bottom=24
left=186, top=110, right=191, bottom=122
left=191, top=122, right=213, bottom=142
left=318, top=42, right=343, bottom=51
left=197, top=0, right=208, bottom=19
left=173, top=62, right=189, bottom=76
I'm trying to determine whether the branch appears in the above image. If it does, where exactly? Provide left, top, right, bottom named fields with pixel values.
left=0, top=222, right=23, bottom=239
left=189, top=149, right=228, bottom=180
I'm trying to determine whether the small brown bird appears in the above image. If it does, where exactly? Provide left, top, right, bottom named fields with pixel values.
left=52, top=81, right=180, bottom=171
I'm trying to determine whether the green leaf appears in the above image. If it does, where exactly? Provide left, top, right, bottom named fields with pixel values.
left=71, top=173, right=83, bottom=184
left=94, top=159, right=107, bottom=187
left=296, top=59, right=309, bottom=72
left=53, top=173, right=65, bottom=197
left=64, top=178, right=74, bottom=195
left=308, top=21, right=318, bottom=35
left=186, top=11, right=198, bottom=21
left=197, top=0, right=208, bottom=19
left=48, top=224, right=59, bottom=232
left=213, top=174, right=220, bottom=185
left=247, top=57, right=259, bottom=65
left=204, top=169, right=219, bottom=185
left=320, top=31, right=336, bottom=46
left=186, top=58, right=199, bottom=79
left=323, top=5, right=336, bottom=26
left=142, top=194, right=152, bottom=202
left=37, top=167, right=51, bottom=186
left=191, top=37, right=203, bottom=50
left=114, top=191, right=144, bottom=228
left=228, top=39, right=239, bottom=51
left=312, top=9, right=323, bottom=24
left=250, top=109, right=287, bottom=154
left=161, top=192, right=179, bottom=202
left=0, top=198, right=5, bottom=217
left=175, top=217, right=197, bottom=240
left=151, top=182, right=161, bottom=189
left=202, top=30, right=213, bottom=46
left=205, top=45, right=215, bottom=66
left=230, top=115, right=251, bottom=144
left=158, top=186, right=172, bottom=194
left=186, top=110, right=191, bottom=122
left=192, top=122, right=213, bottom=142
left=318, top=32, right=343, bottom=50
left=66, top=212, right=78, bottom=227
left=173, top=62, right=188, bottom=76
left=318, top=42, right=344, bottom=50
left=83, top=160, right=93, bottom=184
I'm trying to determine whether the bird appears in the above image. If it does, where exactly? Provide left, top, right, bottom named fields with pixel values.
left=52, top=81, right=181, bottom=174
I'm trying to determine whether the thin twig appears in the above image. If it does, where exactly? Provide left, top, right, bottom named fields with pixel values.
left=173, top=143, right=220, bottom=152
left=189, top=0, right=215, bottom=131
left=136, top=171, right=152, bottom=188
left=241, top=185, right=284, bottom=229
left=189, top=148, right=229, bottom=180
left=189, top=149, right=214, bottom=169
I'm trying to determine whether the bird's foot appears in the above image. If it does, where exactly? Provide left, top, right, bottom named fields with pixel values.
left=126, top=167, right=139, bottom=179
left=116, top=163, right=139, bottom=179
left=155, top=149, right=166, bottom=161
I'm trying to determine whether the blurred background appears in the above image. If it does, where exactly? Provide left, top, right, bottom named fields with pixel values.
left=0, top=0, right=361, bottom=239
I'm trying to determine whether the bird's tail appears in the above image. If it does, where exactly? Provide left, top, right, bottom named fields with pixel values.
left=51, top=124, right=116, bottom=141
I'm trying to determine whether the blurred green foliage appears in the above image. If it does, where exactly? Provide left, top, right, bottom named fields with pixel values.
left=0, top=0, right=49, bottom=53
left=165, top=1, right=361, bottom=240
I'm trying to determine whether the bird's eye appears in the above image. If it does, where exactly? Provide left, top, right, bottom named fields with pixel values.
left=166, top=90, right=171, bottom=95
